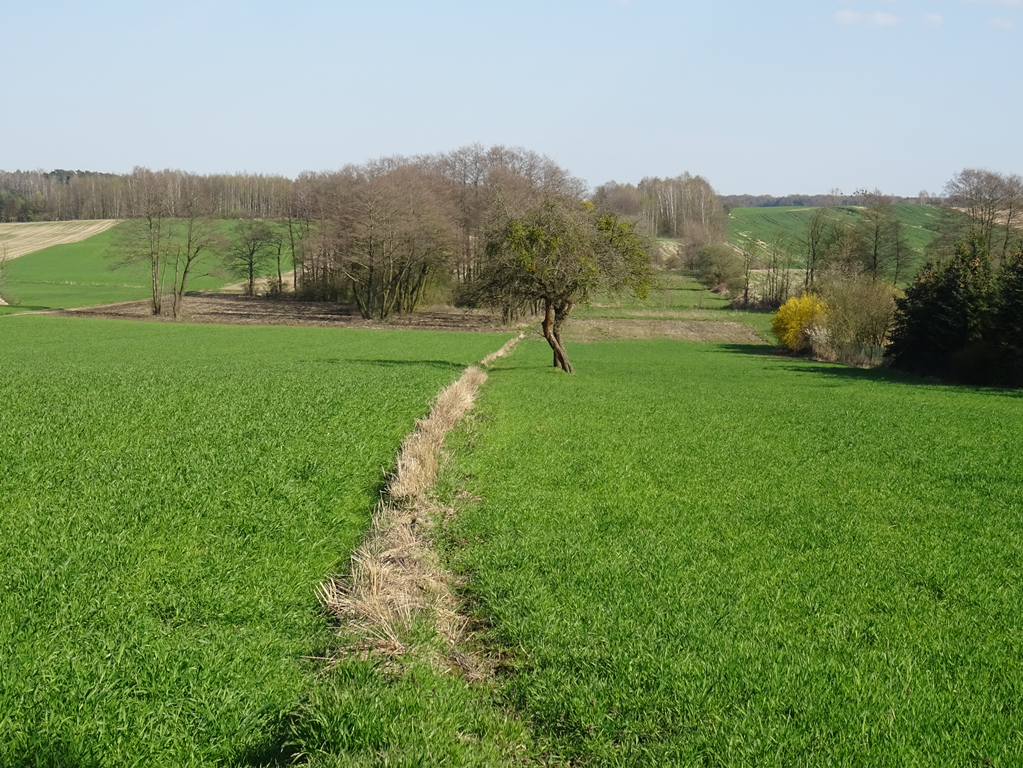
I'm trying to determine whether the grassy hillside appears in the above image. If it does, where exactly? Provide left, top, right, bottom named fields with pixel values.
left=438, top=338, right=1023, bottom=766
left=728, top=204, right=944, bottom=279
left=0, top=317, right=513, bottom=767
left=0, top=223, right=236, bottom=314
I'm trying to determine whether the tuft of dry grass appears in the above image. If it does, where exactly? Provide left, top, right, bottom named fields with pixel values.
left=319, top=340, right=521, bottom=677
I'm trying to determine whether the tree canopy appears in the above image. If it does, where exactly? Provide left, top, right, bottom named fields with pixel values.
left=465, top=197, right=652, bottom=372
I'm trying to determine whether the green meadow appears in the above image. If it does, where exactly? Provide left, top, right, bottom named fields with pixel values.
left=572, top=272, right=775, bottom=340
left=0, top=317, right=513, bottom=766
left=438, top=338, right=1023, bottom=766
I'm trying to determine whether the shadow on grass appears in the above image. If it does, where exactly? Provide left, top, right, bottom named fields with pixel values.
left=3, top=743, right=102, bottom=768
left=718, top=343, right=1023, bottom=397
left=784, top=363, right=1023, bottom=397
left=230, top=729, right=294, bottom=768
left=718, top=343, right=779, bottom=357
left=313, top=358, right=467, bottom=372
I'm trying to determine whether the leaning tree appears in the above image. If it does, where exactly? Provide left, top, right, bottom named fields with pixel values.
left=467, top=197, right=652, bottom=373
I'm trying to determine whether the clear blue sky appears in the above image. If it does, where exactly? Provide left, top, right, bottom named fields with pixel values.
left=3, top=0, right=1020, bottom=196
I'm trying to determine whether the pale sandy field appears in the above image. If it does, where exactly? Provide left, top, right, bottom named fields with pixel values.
left=0, top=220, right=120, bottom=260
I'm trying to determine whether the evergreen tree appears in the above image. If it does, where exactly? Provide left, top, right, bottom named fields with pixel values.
left=992, top=250, right=1023, bottom=385
left=886, top=234, right=994, bottom=378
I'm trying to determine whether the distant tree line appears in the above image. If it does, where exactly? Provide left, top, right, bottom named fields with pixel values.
left=104, top=145, right=647, bottom=321
left=104, top=146, right=656, bottom=374
left=0, top=168, right=293, bottom=222
left=592, top=174, right=728, bottom=266
left=719, top=191, right=940, bottom=209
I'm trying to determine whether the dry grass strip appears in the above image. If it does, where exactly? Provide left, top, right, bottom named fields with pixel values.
left=481, top=331, right=524, bottom=366
left=319, top=335, right=521, bottom=678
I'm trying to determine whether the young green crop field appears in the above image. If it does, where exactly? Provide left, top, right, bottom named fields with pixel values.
left=728, top=204, right=943, bottom=280
left=5, top=287, right=1021, bottom=766
left=0, top=317, right=515, bottom=767
left=0, top=224, right=233, bottom=315
left=437, top=338, right=1023, bottom=766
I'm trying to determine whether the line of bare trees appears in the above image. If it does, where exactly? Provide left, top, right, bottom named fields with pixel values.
left=9, top=147, right=726, bottom=324
left=794, top=190, right=915, bottom=289
left=0, top=168, right=295, bottom=222
left=592, top=174, right=727, bottom=266
left=108, top=146, right=591, bottom=320
left=113, top=168, right=227, bottom=317
left=937, top=168, right=1023, bottom=267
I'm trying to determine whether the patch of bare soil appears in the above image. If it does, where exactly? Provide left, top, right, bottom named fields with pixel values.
left=564, top=317, right=767, bottom=344
left=58, top=292, right=508, bottom=332
left=54, top=293, right=767, bottom=344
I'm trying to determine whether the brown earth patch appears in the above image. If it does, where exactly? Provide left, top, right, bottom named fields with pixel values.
left=220, top=269, right=297, bottom=293
left=49, top=293, right=767, bottom=344
left=564, top=317, right=767, bottom=344
left=57, top=292, right=508, bottom=332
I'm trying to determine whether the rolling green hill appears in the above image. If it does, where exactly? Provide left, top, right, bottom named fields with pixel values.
left=728, top=204, right=944, bottom=279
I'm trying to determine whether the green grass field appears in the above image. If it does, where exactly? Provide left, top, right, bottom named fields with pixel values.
left=728, top=204, right=943, bottom=281
left=0, top=317, right=515, bottom=767
left=437, top=338, right=1023, bottom=766
left=0, top=224, right=234, bottom=315
left=5, top=277, right=1021, bottom=766
left=573, top=272, right=775, bottom=340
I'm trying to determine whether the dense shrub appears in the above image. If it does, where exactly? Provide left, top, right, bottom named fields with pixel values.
left=815, top=270, right=900, bottom=365
left=694, top=242, right=744, bottom=297
left=771, top=293, right=828, bottom=352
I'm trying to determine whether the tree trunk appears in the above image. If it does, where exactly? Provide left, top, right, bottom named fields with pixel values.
left=553, top=299, right=573, bottom=363
left=151, top=257, right=162, bottom=315
left=542, top=299, right=573, bottom=373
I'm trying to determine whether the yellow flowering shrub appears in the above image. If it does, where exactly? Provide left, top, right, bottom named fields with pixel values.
left=771, top=293, right=828, bottom=352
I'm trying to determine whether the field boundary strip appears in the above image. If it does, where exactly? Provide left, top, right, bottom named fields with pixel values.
left=318, top=333, right=522, bottom=675
left=0, top=220, right=121, bottom=260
